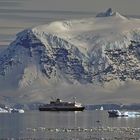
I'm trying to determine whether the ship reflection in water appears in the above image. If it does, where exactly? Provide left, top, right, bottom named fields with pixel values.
left=39, top=98, right=85, bottom=111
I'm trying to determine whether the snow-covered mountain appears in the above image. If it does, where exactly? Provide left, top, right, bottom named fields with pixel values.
left=1, top=8, right=140, bottom=92
left=96, top=8, right=116, bottom=17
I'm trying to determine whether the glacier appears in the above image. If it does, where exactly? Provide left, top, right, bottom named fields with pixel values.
left=0, top=9, right=140, bottom=104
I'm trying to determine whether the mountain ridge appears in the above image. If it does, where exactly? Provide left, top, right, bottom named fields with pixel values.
left=0, top=9, right=139, bottom=88
left=0, top=9, right=140, bottom=98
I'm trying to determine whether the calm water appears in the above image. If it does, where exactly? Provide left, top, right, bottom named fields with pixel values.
left=0, top=110, right=140, bottom=139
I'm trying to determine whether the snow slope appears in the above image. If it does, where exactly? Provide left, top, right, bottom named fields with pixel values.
left=0, top=9, right=140, bottom=104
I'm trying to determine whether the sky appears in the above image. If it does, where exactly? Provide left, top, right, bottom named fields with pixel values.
left=1, top=0, right=138, bottom=15
left=24, top=0, right=140, bottom=15
left=0, top=0, right=140, bottom=47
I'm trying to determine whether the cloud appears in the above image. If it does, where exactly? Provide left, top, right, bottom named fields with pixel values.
left=0, top=1, right=22, bottom=7
left=16, top=81, right=140, bottom=105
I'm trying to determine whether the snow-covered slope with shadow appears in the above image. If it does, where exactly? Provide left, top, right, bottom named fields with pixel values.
left=1, top=9, right=140, bottom=104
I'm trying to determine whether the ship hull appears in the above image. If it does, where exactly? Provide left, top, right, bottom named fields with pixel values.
left=39, top=107, right=85, bottom=111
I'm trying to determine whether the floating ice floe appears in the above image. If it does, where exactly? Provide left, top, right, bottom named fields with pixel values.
left=108, top=110, right=140, bottom=117
left=0, top=106, right=24, bottom=113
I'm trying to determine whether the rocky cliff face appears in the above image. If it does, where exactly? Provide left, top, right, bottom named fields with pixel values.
left=0, top=9, right=140, bottom=90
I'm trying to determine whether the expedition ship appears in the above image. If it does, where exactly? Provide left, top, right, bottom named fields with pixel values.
left=39, top=98, right=85, bottom=111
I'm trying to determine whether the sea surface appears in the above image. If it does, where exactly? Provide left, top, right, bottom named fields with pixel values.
left=0, top=110, right=140, bottom=139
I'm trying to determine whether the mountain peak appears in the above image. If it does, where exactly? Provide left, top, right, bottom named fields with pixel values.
left=96, top=8, right=124, bottom=18
left=0, top=12, right=140, bottom=92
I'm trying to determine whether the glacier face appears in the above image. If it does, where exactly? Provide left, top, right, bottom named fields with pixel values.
left=0, top=10, right=140, bottom=91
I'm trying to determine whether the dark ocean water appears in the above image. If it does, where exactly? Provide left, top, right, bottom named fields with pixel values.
left=0, top=110, right=140, bottom=139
